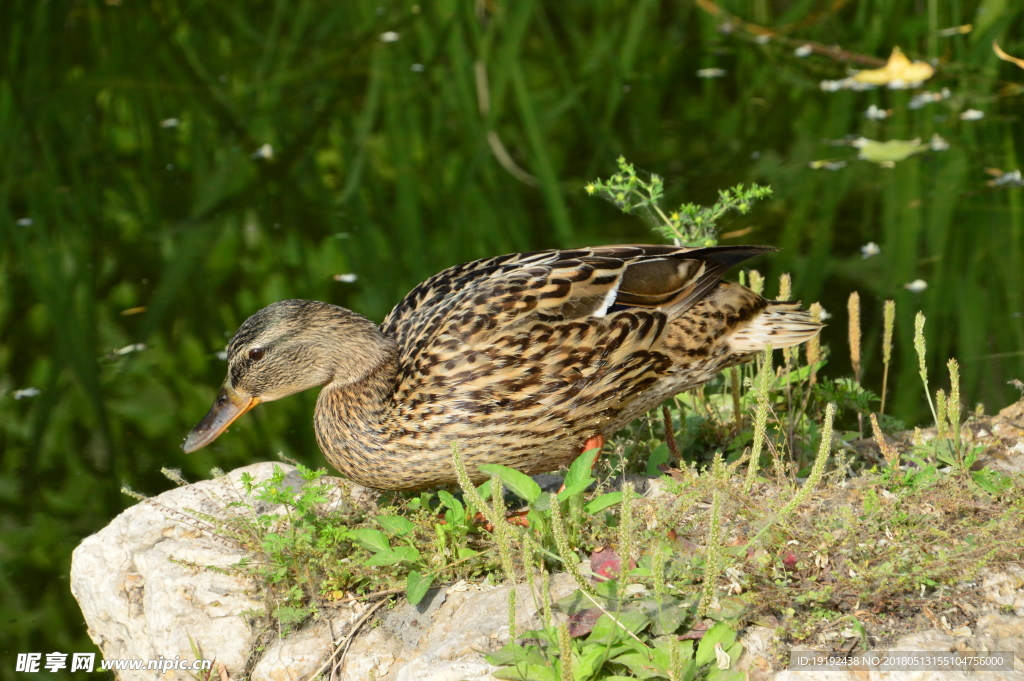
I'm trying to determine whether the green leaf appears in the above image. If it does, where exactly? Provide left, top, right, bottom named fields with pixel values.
left=491, top=663, right=559, bottom=681
left=391, top=546, right=421, bottom=562
left=586, top=610, right=650, bottom=645
left=612, top=650, right=667, bottom=679
left=777, top=360, right=827, bottom=386
left=704, top=595, right=749, bottom=621
left=406, top=570, right=434, bottom=605
left=274, top=605, right=311, bottom=624
left=375, top=515, right=416, bottom=537
left=646, top=442, right=670, bottom=476
left=705, top=642, right=744, bottom=681
left=437, top=489, right=459, bottom=511
left=577, top=644, right=633, bottom=678
left=585, top=492, right=623, bottom=514
left=364, top=548, right=402, bottom=566
left=437, top=490, right=467, bottom=525
left=564, top=448, right=599, bottom=489
left=556, top=480, right=592, bottom=502
left=486, top=642, right=548, bottom=667
left=530, top=491, right=553, bottom=512
left=556, top=588, right=601, bottom=615
left=364, top=545, right=421, bottom=566
left=695, top=622, right=737, bottom=667
left=477, top=478, right=494, bottom=501
left=639, top=596, right=692, bottom=636
left=478, top=464, right=542, bottom=503
left=349, top=528, right=391, bottom=553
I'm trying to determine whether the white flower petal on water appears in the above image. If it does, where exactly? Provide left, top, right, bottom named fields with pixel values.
left=864, top=104, right=890, bottom=120
left=334, top=273, right=358, bottom=283
left=908, top=87, right=950, bottom=109
left=959, top=109, right=984, bottom=121
left=988, top=169, right=1024, bottom=187
left=861, top=242, right=881, bottom=258
left=16, top=218, right=33, bottom=226
left=820, top=77, right=877, bottom=92
left=380, top=31, right=400, bottom=42
left=904, top=279, right=928, bottom=293
left=697, top=68, right=727, bottom=78
left=160, top=118, right=180, bottom=128
left=115, top=343, right=147, bottom=356
left=794, top=44, right=813, bottom=57
left=929, top=134, right=950, bottom=151
left=13, top=388, right=41, bottom=400
left=808, top=160, right=847, bottom=170
left=251, top=143, right=274, bottom=160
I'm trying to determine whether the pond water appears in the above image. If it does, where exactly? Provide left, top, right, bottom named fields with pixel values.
left=2, top=0, right=1022, bottom=668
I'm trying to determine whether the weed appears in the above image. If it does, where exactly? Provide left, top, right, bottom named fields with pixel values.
left=586, top=157, right=773, bottom=247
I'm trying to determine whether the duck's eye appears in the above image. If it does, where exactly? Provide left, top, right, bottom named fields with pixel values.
left=248, top=347, right=265, bottom=361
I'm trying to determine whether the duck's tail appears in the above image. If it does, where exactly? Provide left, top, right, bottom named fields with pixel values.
left=727, top=301, right=823, bottom=352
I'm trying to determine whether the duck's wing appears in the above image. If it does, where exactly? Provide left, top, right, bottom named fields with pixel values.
left=381, top=245, right=772, bottom=356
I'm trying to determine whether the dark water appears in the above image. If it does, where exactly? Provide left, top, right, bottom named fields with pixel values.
left=2, top=0, right=1022, bottom=674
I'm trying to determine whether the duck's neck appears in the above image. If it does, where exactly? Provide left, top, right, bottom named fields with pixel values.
left=313, top=334, right=400, bottom=487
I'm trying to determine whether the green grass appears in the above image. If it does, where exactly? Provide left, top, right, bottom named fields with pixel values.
left=1, top=0, right=1023, bottom=676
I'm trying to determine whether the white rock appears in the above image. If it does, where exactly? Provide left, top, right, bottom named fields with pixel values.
left=71, top=463, right=290, bottom=680
left=72, top=464, right=579, bottom=681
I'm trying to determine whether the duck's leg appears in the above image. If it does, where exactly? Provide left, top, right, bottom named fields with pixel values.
left=581, top=434, right=605, bottom=455
left=480, top=435, right=607, bottom=530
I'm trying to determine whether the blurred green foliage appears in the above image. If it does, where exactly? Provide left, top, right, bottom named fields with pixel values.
left=0, top=0, right=1022, bottom=676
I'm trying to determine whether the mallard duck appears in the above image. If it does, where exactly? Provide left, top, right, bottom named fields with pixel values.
left=183, top=245, right=821, bottom=490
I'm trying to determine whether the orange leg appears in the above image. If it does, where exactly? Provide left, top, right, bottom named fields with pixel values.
left=473, top=509, right=529, bottom=532
left=485, top=435, right=608, bottom=528
left=582, top=434, right=605, bottom=454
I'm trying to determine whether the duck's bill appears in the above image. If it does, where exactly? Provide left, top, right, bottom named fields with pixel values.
left=182, top=384, right=260, bottom=453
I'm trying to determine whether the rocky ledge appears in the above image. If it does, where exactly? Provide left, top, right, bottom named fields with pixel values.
left=71, top=399, right=1024, bottom=680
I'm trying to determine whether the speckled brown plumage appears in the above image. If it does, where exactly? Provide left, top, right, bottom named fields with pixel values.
left=183, top=245, right=822, bottom=490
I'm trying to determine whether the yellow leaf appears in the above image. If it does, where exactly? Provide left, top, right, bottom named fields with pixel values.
left=993, top=40, right=1024, bottom=70
left=854, top=47, right=934, bottom=85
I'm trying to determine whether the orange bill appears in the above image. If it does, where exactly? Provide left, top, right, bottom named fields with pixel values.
left=182, top=383, right=260, bottom=453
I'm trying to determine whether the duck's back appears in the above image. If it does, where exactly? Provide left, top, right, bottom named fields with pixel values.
left=363, top=245, right=819, bottom=485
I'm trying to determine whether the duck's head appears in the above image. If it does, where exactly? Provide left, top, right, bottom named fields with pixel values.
left=182, top=299, right=390, bottom=453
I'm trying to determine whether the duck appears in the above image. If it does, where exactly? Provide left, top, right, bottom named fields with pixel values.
left=182, top=244, right=821, bottom=490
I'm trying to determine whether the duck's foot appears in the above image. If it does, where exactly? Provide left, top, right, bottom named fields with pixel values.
left=472, top=509, right=530, bottom=532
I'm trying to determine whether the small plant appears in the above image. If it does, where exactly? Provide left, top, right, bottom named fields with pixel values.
left=586, top=156, right=773, bottom=247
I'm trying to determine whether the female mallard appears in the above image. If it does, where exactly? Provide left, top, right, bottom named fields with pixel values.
left=183, top=245, right=821, bottom=490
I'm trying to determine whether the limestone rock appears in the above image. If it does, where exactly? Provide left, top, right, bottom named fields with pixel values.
left=70, top=455, right=1024, bottom=681
left=71, top=463, right=307, bottom=680
left=982, top=565, right=1024, bottom=616
left=71, top=465, right=580, bottom=681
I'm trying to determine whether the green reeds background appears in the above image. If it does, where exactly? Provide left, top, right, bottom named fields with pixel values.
left=1, top=0, right=1022, bottom=674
